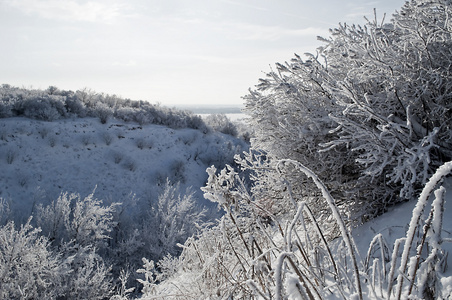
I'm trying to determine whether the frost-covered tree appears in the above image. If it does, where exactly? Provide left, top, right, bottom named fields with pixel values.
left=243, top=0, right=452, bottom=221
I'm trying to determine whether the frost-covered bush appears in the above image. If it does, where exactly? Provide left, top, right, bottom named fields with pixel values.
left=21, top=95, right=66, bottom=121
left=94, top=102, right=114, bottom=124
left=0, top=219, right=64, bottom=300
left=185, top=113, right=207, bottom=132
left=0, top=100, right=13, bottom=118
left=33, top=192, right=119, bottom=298
left=103, top=131, right=114, bottom=145
left=48, top=135, right=57, bottom=147
left=135, top=138, right=147, bottom=149
left=81, top=133, right=92, bottom=146
left=115, top=106, right=140, bottom=122
left=57, top=243, right=113, bottom=300
left=112, top=151, right=124, bottom=164
left=65, top=93, right=87, bottom=117
left=38, top=125, right=51, bottom=139
left=0, top=198, right=11, bottom=225
left=169, top=159, right=186, bottom=182
left=122, top=158, right=137, bottom=172
left=35, top=191, right=119, bottom=249
left=141, top=180, right=206, bottom=261
left=204, top=113, right=238, bottom=136
left=0, top=84, right=214, bottom=133
left=5, top=146, right=17, bottom=164
left=243, top=0, right=452, bottom=221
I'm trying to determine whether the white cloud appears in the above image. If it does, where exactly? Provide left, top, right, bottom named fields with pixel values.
left=220, top=22, right=327, bottom=41
left=112, top=60, right=137, bottom=67
left=219, top=0, right=269, bottom=12
left=4, top=0, right=131, bottom=23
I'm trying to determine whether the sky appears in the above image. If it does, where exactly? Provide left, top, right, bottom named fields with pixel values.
left=0, top=0, right=406, bottom=107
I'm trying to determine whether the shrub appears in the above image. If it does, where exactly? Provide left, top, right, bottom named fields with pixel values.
left=136, top=138, right=147, bottom=149
left=35, top=191, right=120, bottom=249
left=0, top=219, right=64, bottom=300
left=81, top=134, right=91, bottom=146
left=141, top=180, right=206, bottom=261
left=5, top=147, right=16, bottom=164
left=65, top=93, right=87, bottom=117
left=149, top=161, right=452, bottom=300
left=0, top=198, right=11, bottom=225
left=102, top=132, right=114, bottom=145
left=243, top=0, right=452, bottom=221
left=112, top=151, right=124, bottom=164
left=122, top=159, right=137, bottom=172
left=33, top=192, right=119, bottom=298
left=21, top=95, right=66, bottom=121
left=204, top=113, right=238, bottom=136
left=115, top=106, right=139, bottom=122
left=48, top=135, right=57, bottom=147
left=38, top=125, right=51, bottom=139
left=0, top=128, right=7, bottom=141
left=0, top=100, right=13, bottom=118
left=94, top=102, right=113, bottom=124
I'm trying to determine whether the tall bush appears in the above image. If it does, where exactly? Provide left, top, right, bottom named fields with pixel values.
left=243, top=0, right=452, bottom=221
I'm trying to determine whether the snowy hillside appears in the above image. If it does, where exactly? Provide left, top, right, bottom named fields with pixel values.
left=0, top=117, right=247, bottom=221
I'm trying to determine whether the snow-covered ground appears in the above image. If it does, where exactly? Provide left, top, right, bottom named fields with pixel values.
left=353, top=176, right=452, bottom=272
left=0, top=117, right=247, bottom=222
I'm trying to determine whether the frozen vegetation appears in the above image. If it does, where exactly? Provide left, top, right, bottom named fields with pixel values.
left=0, top=85, right=249, bottom=298
left=1, top=0, right=452, bottom=299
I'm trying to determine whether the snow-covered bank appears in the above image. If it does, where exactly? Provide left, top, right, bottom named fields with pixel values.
left=149, top=165, right=452, bottom=299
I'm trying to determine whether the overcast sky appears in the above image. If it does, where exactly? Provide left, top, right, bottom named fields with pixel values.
left=1, top=0, right=405, bottom=106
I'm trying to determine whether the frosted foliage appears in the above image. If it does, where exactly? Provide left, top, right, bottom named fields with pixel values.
left=142, top=180, right=206, bottom=261
left=394, top=161, right=452, bottom=299
left=243, top=0, right=452, bottom=221
left=202, top=165, right=240, bottom=208
left=59, top=245, right=113, bottom=300
left=150, top=161, right=451, bottom=300
left=136, top=258, right=156, bottom=297
left=149, top=1, right=452, bottom=299
left=35, top=191, right=119, bottom=248
left=32, top=192, right=117, bottom=298
left=204, top=113, right=238, bottom=136
left=0, top=219, right=62, bottom=299
left=0, top=84, right=210, bottom=131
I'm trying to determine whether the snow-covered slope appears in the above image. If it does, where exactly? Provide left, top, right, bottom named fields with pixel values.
left=0, top=117, right=247, bottom=222
left=353, top=176, right=452, bottom=277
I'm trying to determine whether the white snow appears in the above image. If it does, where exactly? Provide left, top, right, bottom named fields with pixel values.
left=0, top=117, right=247, bottom=222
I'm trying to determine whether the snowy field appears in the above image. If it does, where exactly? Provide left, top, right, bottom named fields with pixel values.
left=0, top=117, right=247, bottom=222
